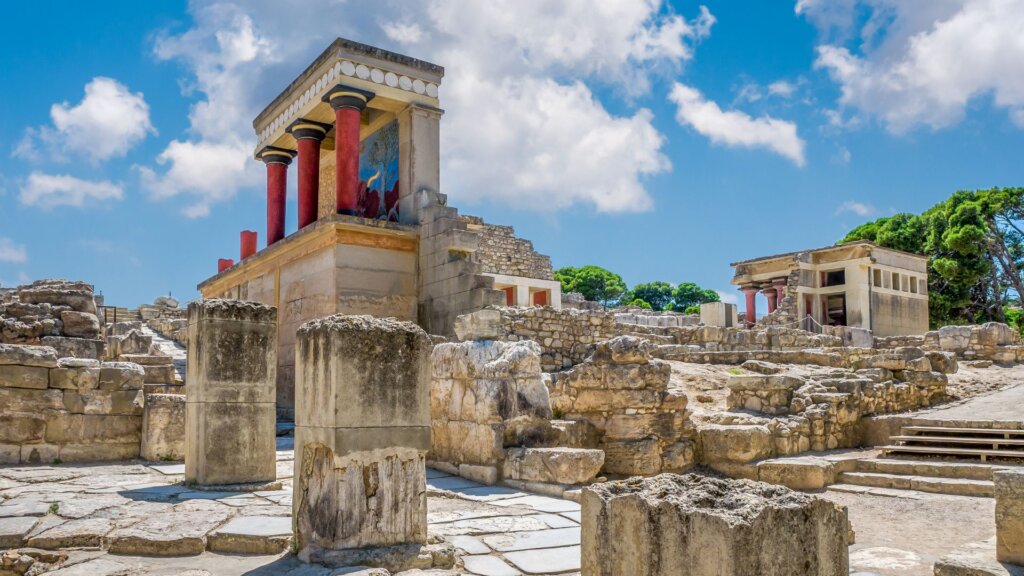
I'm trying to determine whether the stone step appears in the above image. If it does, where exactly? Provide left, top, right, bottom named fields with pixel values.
left=838, top=471, right=993, bottom=497
left=854, top=458, right=1001, bottom=480
left=902, top=425, right=1024, bottom=437
left=880, top=444, right=1024, bottom=461
left=893, top=434, right=1024, bottom=447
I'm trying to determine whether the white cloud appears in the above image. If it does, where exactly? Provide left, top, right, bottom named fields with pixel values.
left=716, top=290, right=739, bottom=305
left=141, top=0, right=712, bottom=216
left=768, top=80, right=797, bottom=98
left=835, top=200, right=874, bottom=216
left=804, top=0, right=1024, bottom=132
left=19, top=172, right=123, bottom=209
left=669, top=83, right=807, bottom=166
left=14, top=77, right=155, bottom=163
left=0, top=238, right=27, bottom=263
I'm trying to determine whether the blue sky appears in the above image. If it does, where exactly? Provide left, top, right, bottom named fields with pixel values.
left=1, top=0, right=1022, bottom=309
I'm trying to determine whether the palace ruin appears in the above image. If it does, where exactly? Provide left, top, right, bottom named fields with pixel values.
left=1, top=37, right=1023, bottom=576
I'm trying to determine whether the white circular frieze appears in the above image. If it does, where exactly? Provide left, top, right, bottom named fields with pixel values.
left=426, top=83, right=438, bottom=98
left=340, top=61, right=356, bottom=76
left=385, top=72, right=398, bottom=87
left=412, top=79, right=425, bottom=94
left=355, top=64, right=370, bottom=79
left=398, top=75, right=412, bottom=90
left=370, top=68, right=384, bottom=83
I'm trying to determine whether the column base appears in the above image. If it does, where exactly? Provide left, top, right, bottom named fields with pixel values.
left=183, top=480, right=283, bottom=493
left=301, top=541, right=456, bottom=572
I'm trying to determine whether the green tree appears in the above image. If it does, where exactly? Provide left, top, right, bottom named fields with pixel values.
left=673, top=282, right=720, bottom=309
left=625, top=298, right=653, bottom=309
left=554, top=265, right=627, bottom=306
left=626, top=281, right=675, bottom=311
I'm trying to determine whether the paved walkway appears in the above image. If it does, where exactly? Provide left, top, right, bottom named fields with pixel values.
left=0, top=437, right=581, bottom=575
left=915, top=380, right=1024, bottom=423
left=141, top=325, right=187, bottom=383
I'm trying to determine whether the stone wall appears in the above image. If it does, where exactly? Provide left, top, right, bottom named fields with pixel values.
left=0, top=343, right=145, bottom=464
left=547, top=336, right=694, bottom=476
left=494, top=307, right=617, bottom=371
left=460, top=215, right=554, bottom=280
left=875, top=322, right=1024, bottom=363
left=0, top=280, right=105, bottom=360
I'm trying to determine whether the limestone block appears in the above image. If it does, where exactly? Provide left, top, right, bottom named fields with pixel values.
left=699, top=424, right=774, bottom=464
left=98, top=362, right=145, bottom=391
left=0, top=365, right=48, bottom=389
left=49, top=358, right=100, bottom=391
left=939, top=325, right=973, bottom=352
left=294, top=314, right=432, bottom=563
left=185, top=401, right=276, bottom=485
left=141, top=364, right=177, bottom=385
left=601, top=437, right=662, bottom=476
left=740, top=360, right=783, bottom=374
left=589, top=336, right=654, bottom=365
left=662, top=440, right=696, bottom=472
left=926, top=350, right=959, bottom=374
left=185, top=300, right=277, bottom=404
left=582, top=474, right=849, bottom=576
left=43, top=413, right=141, bottom=445
left=40, top=336, right=105, bottom=360
left=0, top=343, right=58, bottom=367
left=0, top=387, right=63, bottom=412
left=757, top=457, right=834, bottom=490
left=18, top=286, right=96, bottom=314
left=454, top=309, right=504, bottom=341
left=62, top=390, right=143, bottom=415
left=59, top=310, right=100, bottom=339
left=142, top=393, right=185, bottom=461
left=503, top=447, right=604, bottom=485
left=995, top=469, right=1024, bottom=565
left=458, top=463, right=499, bottom=485
left=0, top=414, right=46, bottom=443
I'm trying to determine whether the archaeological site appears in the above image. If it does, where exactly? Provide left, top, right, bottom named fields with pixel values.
left=2, top=36, right=1024, bottom=576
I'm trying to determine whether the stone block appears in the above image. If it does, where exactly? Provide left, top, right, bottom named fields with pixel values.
left=141, top=364, right=177, bottom=384
left=58, top=441, right=139, bottom=461
left=503, top=447, right=604, bottom=485
left=49, top=358, right=101, bottom=391
left=98, top=362, right=145, bottom=391
left=0, top=344, right=58, bottom=367
left=757, top=457, right=835, bottom=490
left=20, top=443, right=59, bottom=464
left=43, top=412, right=141, bottom=444
left=0, top=414, right=46, bottom=443
left=601, top=438, right=662, bottom=476
left=581, top=474, right=849, bottom=576
left=186, top=299, right=277, bottom=404
left=62, top=390, right=143, bottom=415
left=142, top=393, right=186, bottom=461
left=41, top=336, right=105, bottom=360
left=454, top=309, right=504, bottom=341
left=926, top=350, right=959, bottom=374
left=458, top=463, right=499, bottom=485
left=0, top=387, right=63, bottom=412
left=59, top=310, right=100, bottom=339
left=0, top=365, right=48, bottom=390
left=699, top=424, right=774, bottom=464
left=995, top=469, right=1024, bottom=565
left=185, top=401, right=276, bottom=485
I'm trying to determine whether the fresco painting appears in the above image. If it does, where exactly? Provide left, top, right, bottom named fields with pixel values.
left=357, top=119, right=400, bottom=221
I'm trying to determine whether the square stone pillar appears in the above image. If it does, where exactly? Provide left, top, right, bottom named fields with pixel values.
left=582, top=474, right=849, bottom=576
left=995, top=468, right=1024, bottom=565
left=293, top=314, right=432, bottom=565
left=185, top=299, right=277, bottom=486
left=398, top=104, right=441, bottom=225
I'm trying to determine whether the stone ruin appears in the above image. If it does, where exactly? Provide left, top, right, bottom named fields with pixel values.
left=582, top=474, right=850, bottom=576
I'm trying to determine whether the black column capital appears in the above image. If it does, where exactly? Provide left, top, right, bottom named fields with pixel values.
left=256, top=146, right=296, bottom=165
left=322, top=84, right=376, bottom=111
left=287, top=118, right=333, bottom=141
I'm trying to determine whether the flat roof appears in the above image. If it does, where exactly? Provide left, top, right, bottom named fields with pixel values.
left=254, top=37, right=445, bottom=129
left=729, top=240, right=928, bottom=267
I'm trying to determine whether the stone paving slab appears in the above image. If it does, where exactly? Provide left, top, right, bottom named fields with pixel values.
left=463, top=553, right=521, bottom=576
left=503, top=545, right=582, bottom=574
left=208, top=515, right=292, bottom=554
left=481, top=527, right=580, bottom=552
left=488, top=495, right=581, bottom=513
left=0, top=515, right=37, bottom=547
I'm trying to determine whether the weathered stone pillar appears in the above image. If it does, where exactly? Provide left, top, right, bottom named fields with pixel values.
left=741, top=285, right=759, bottom=328
left=288, top=119, right=331, bottom=229
left=582, top=474, right=849, bottom=576
left=185, top=299, right=277, bottom=486
left=324, top=85, right=374, bottom=215
left=293, top=315, right=436, bottom=568
left=995, top=468, right=1024, bottom=565
left=258, top=146, right=295, bottom=246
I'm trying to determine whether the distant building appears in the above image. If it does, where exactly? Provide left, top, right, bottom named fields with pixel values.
left=730, top=241, right=929, bottom=337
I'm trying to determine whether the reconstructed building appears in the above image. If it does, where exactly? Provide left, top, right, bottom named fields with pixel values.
left=730, top=241, right=929, bottom=337
left=197, top=38, right=557, bottom=418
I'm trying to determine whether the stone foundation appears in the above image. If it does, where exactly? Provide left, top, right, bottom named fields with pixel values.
left=996, top=469, right=1024, bottom=566
left=141, top=393, right=185, bottom=461
left=581, top=474, right=849, bottom=576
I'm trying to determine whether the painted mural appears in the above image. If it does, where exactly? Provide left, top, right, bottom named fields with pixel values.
left=357, top=119, right=400, bottom=221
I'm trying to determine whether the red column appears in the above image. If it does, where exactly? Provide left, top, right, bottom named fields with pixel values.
left=773, top=278, right=787, bottom=308
left=258, top=147, right=294, bottom=246
left=765, top=288, right=778, bottom=313
left=240, top=230, right=257, bottom=260
left=287, top=120, right=330, bottom=229
left=217, top=258, right=234, bottom=273
left=324, top=86, right=374, bottom=215
left=741, top=286, right=759, bottom=328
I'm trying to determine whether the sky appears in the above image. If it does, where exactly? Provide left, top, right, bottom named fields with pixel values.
left=1, top=0, right=1022, bottom=309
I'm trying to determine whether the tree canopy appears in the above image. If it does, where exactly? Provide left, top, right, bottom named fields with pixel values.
left=840, top=187, right=1024, bottom=327
left=554, top=266, right=627, bottom=306
left=555, top=266, right=719, bottom=311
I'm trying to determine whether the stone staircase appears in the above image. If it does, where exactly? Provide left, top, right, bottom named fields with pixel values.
left=834, top=423, right=1024, bottom=497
